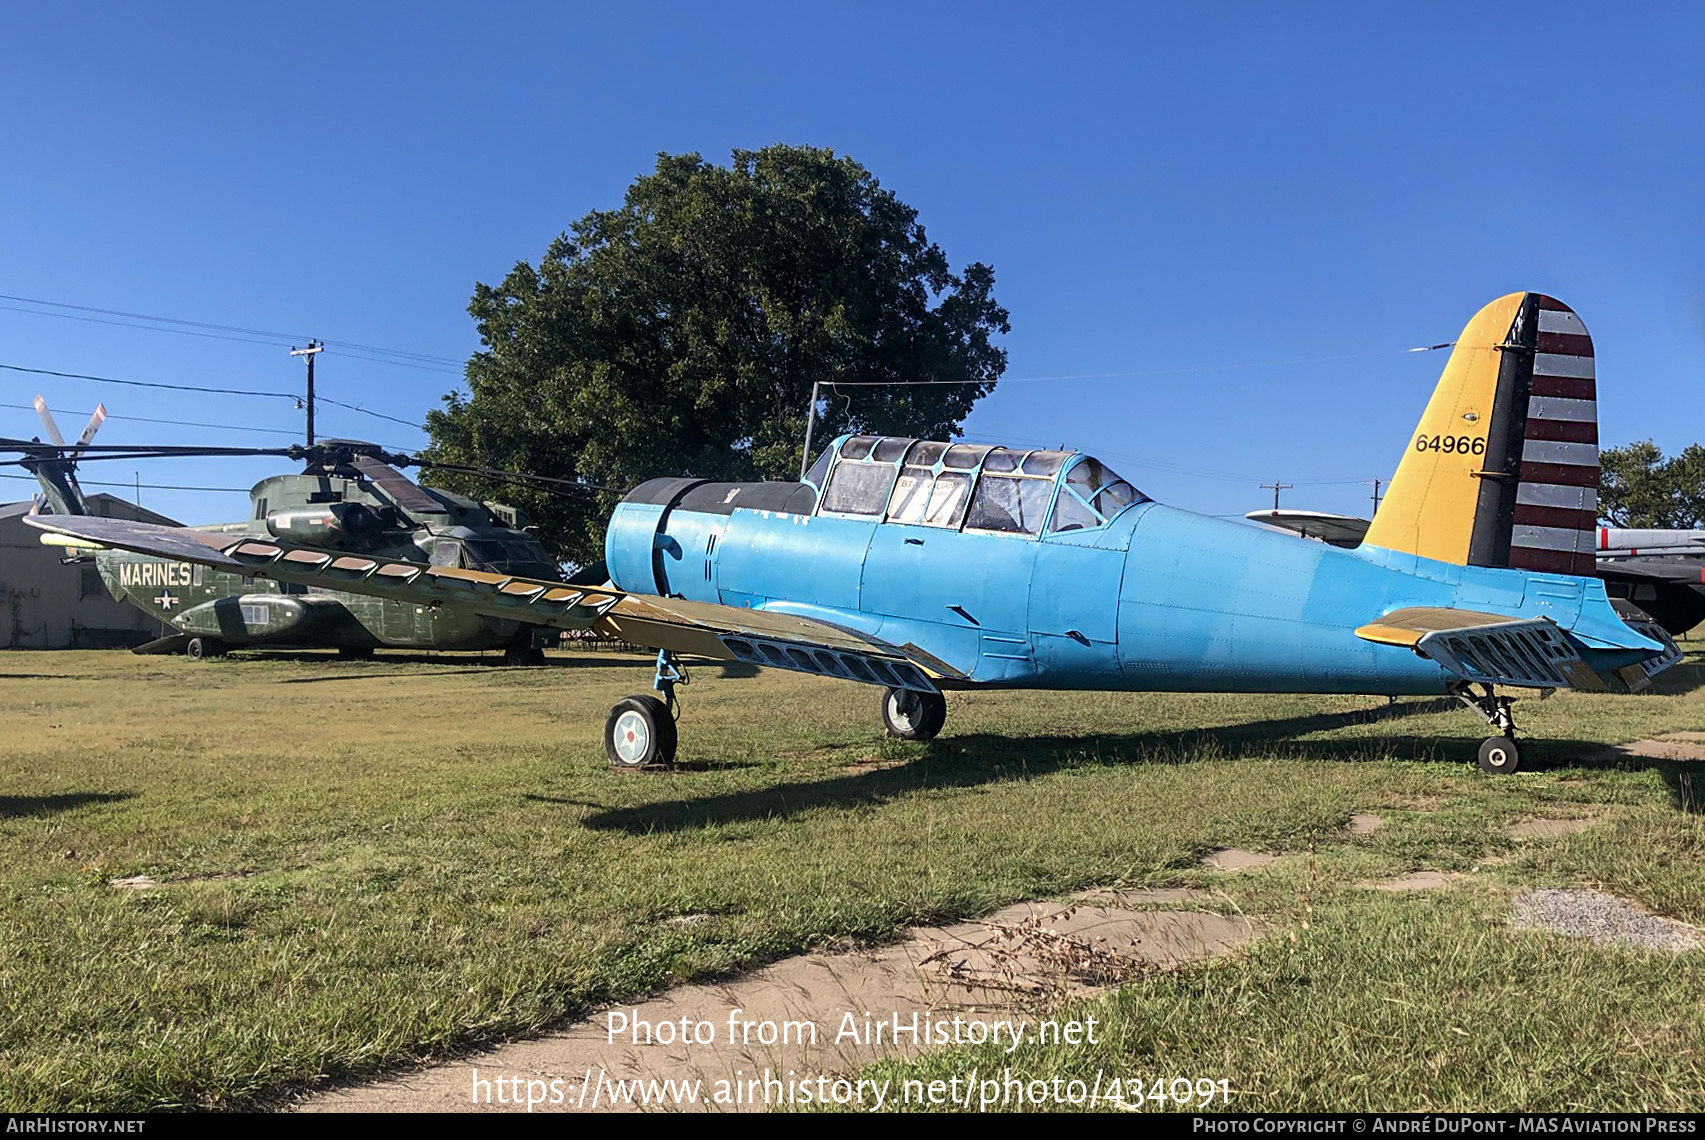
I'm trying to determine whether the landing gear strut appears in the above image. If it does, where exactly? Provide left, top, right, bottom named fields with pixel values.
left=1450, top=682, right=1522, bottom=775
left=604, top=650, right=687, bottom=768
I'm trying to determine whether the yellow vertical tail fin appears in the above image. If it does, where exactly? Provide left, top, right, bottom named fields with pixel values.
left=1362, top=292, right=1597, bottom=574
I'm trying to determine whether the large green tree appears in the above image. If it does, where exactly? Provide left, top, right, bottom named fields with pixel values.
left=424, top=145, right=1009, bottom=566
left=1599, top=440, right=1705, bottom=528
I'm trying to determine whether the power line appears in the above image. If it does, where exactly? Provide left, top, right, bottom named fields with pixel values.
left=1, top=362, right=430, bottom=433
left=0, top=292, right=310, bottom=340
left=317, top=398, right=425, bottom=430
left=0, top=362, right=299, bottom=400
left=821, top=343, right=1455, bottom=387
left=0, top=401, right=304, bottom=437
left=0, top=292, right=466, bottom=366
left=0, top=471, right=250, bottom=493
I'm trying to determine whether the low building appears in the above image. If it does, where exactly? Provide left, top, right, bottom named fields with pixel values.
left=0, top=496, right=182, bottom=648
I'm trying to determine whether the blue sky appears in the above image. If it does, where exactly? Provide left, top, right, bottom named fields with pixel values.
left=2, top=3, right=1700, bottom=527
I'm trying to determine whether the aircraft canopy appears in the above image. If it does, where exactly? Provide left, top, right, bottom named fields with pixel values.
left=810, top=435, right=1147, bottom=537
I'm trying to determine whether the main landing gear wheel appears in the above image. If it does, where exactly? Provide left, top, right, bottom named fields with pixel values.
left=503, top=645, right=546, bottom=666
left=184, top=636, right=226, bottom=661
left=1451, top=682, right=1526, bottom=775
left=605, top=694, right=677, bottom=769
left=1477, top=736, right=1521, bottom=776
left=881, top=687, right=946, bottom=741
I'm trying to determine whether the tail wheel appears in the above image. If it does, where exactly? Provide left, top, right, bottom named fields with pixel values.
left=1477, top=736, right=1521, bottom=775
left=881, top=687, right=946, bottom=741
left=185, top=637, right=226, bottom=661
left=605, top=695, right=677, bottom=768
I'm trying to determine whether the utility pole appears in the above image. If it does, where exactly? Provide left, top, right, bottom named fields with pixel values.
left=1260, top=480, right=1293, bottom=511
left=799, top=380, right=822, bottom=479
left=1365, top=477, right=1385, bottom=515
left=290, top=341, right=324, bottom=447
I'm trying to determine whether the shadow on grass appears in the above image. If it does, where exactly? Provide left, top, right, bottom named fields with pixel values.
left=275, top=668, right=496, bottom=684
left=1558, top=750, right=1705, bottom=816
left=0, top=791, right=135, bottom=819
left=209, top=650, right=644, bottom=669
left=1649, top=660, right=1705, bottom=696
left=578, top=698, right=1611, bottom=834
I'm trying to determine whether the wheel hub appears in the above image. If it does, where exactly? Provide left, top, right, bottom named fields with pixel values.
left=614, top=711, right=649, bottom=764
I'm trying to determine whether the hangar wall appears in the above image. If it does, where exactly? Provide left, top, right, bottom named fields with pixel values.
left=0, top=495, right=181, bottom=649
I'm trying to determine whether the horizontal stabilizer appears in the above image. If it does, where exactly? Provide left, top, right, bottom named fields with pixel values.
left=1357, top=607, right=1601, bottom=690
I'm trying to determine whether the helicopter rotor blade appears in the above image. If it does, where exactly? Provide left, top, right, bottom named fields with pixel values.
left=72, top=404, right=107, bottom=455
left=349, top=453, right=447, bottom=515
left=32, top=396, right=67, bottom=447
left=409, top=458, right=615, bottom=496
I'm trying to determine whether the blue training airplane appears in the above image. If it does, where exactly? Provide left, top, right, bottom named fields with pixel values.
left=27, top=293, right=1682, bottom=775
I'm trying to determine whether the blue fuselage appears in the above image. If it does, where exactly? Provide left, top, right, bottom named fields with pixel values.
left=605, top=492, right=1630, bottom=696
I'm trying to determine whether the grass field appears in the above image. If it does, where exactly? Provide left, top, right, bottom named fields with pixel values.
left=2, top=647, right=1703, bottom=1111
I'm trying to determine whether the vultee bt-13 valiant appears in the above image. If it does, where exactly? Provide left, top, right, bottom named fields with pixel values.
left=30, top=293, right=1681, bottom=774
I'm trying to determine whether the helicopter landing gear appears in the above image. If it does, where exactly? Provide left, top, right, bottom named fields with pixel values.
left=504, top=645, right=546, bottom=667
left=881, top=687, right=946, bottom=741
left=184, top=636, right=226, bottom=661
left=604, top=650, right=687, bottom=768
left=1450, top=682, right=1523, bottom=774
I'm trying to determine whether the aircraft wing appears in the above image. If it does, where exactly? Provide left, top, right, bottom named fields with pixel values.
left=1355, top=606, right=1679, bottom=693
left=24, top=515, right=946, bottom=693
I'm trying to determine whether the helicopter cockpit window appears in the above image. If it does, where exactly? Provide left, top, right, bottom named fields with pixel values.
left=429, top=540, right=462, bottom=567
left=966, top=475, right=1053, bottom=535
left=982, top=448, right=1025, bottom=473
left=462, top=539, right=512, bottom=569
left=820, top=458, right=900, bottom=516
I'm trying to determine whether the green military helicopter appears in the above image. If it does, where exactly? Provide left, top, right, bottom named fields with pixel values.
left=8, top=401, right=574, bottom=663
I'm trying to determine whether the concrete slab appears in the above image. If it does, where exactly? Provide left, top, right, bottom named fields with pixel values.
left=1347, top=813, right=1383, bottom=835
left=1364, top=870, right=1457, bottom=892
left=1507, top=817, right=1599, bottom=840
left=1201, top=848, right=1278, bottom=871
